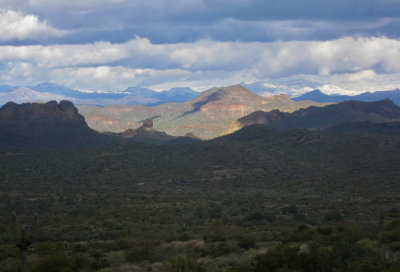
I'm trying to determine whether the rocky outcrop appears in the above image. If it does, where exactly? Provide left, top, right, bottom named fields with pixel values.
left=0, top=100, right=85, bottom=123
left=143, top=118, right=153, bottom=129
left=0, top=100, right=112, bottom=148
left=184, top=132, right=198, bottom=139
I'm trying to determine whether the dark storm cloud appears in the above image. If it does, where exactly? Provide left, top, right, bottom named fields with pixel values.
left=2, top=0, right=400, bottom=45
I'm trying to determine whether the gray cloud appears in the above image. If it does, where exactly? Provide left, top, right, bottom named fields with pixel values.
left=1, top=36, right=400, bottom=91
left=0, top=0, right=399, bottom=45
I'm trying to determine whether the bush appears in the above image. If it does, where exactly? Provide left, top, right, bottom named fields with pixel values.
left=250, top=245, right=301, bottom=272
left=324, top=210, right=343, bottom=221
left=245, top=211, right=276, bottom=222
left=165, top=255, right=205, bottom=272
left=31, top=252, right=90, bottom=272
left=281, top=205, right=298, bottom=215
left=125, top=238, right=162, bottom=263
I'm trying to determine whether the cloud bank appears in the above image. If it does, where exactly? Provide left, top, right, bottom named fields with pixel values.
left=1, top=36, right=400, bottom=91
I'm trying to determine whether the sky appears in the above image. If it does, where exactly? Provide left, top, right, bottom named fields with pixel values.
left=0, top=0, right=400, bottom=94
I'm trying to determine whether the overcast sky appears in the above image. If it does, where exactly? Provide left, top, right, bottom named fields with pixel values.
left=1, top=0, right=400, bottom=93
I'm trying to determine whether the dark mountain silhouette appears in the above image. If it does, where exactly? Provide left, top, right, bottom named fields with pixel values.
left=230, top=99, right=400, bottom=132
left=0, top=100, right=113, bottom=149
left=293, top=89, right=400, bottom=104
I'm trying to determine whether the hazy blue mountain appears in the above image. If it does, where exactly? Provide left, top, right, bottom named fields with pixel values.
left=152, top=87, right=199, bottom=104
left=293, top=89, right=400, bottom=104
left=0, top=83, right=198, bottom=106
left=31, top=82, right=82, bottom=97
left=124, top=86, right=158, bottom=97
left=31, top=82, right=127, bottom=100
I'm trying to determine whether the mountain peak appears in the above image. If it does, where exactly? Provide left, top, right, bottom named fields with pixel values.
left=309, top=89, right=324, bottom=94
left=193, top=85, right=261, bottom=105
left=35, top=82, right=59, bottom=88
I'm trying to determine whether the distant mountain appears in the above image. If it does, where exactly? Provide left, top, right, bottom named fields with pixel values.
left=0, top=83, right=199, bottom=106
left=242, top=79, right=321, bottom=97
left=30, top=82, right=85, bottom=98
left=0, top=87, right=71, bottom=105
left=152, top=87, right=199, bottom=104
left=79, top=84, right=328, bottom=139
left=123, top=86, right=199, bottom=106
left=229, top=99, right=400, bottom=133
left=0, top=100, right=113, bottom=149
left=293, top=89, right=400, bottom=104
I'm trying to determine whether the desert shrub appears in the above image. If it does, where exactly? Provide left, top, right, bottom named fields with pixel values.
left=245, top=211, right=276, bottom=222
left=381, top=229, right=400, bottom=243
left=328, top=240, right=369, bottom=271
left=317, top=226, right=333, bottom=236
left=324, top=210, right=343, bottom=221
left=281, top=205, right=298, bottom=215
left=347, top=259, right=381, bottom=272
left=125, top=238, right=162, bottom=263
left=164, top=255, right=205, bottom=272
left=0, top=245, right=16, bottom=260
left=201, top=241, right=238, bottom=257
left=248, top=240, right=374, bottom=272
left=72, top=243, right=89, bottom=253
left=31, top=252, right=90, bottom=272
left=250, top=245, right=302, bottom=272
left=384, top=219, right=400, bottom=231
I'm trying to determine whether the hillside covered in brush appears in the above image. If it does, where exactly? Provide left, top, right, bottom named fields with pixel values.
left=2, top=124, right=400, bottom=271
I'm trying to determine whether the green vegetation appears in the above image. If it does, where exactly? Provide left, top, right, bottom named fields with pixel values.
left=1, top=125, right=400, bottom=271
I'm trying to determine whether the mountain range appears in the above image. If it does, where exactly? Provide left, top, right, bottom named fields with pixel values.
left=78, top=85, right=327, bottom=139
left=229, top=99, right=400, bottom=135
left=3, top=95, right=400, bottom=150
left=293, top=89, right=400, bottom=104
left=0, top=82, right=199, bottom=107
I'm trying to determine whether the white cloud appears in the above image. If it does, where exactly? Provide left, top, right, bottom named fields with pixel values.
left=1, top=36, right=400, bottom=74
left=0, top=9, right=64, bottom=40
left=1, top=36, right=400, bottom=92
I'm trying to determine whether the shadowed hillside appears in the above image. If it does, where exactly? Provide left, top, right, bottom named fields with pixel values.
left=229, top=99, right=400, bottom=133
left=0, top=100, right=114, bottom=149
